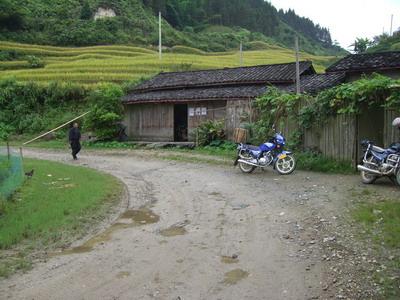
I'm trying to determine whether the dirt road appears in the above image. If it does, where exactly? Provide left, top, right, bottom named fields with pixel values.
left=0, top=149, right=397, bottom=300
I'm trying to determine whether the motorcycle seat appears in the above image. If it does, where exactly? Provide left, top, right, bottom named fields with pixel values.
left=243, top=144, right=260, bottom=151
left=371, top=145, right=385, bottom=153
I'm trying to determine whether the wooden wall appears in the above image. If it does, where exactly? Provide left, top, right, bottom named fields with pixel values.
left=124, top=101, right=227, bottom=142
left=278, top=108, right=399, bottom=165
left=124, top=104, right=174, bottom=141
left=302, top=114, right=357, bottom=163
left=225, top=99, right=253, bottom=140
left=187, top=100, right=226, bottom=141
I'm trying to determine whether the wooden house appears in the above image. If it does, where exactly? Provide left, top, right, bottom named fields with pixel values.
left=123, top=61, right=344, bottom=142
left=326, top=51, right=400, bottom=81
left=301, top=51, right=400, bottom=163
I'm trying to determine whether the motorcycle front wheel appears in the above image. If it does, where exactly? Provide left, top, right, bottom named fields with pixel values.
left=275, top=154, right=296, bottom=175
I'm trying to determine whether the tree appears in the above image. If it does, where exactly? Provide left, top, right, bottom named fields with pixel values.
left=85, top=84, right=124, bottom=140
left=80, top=1, right=92, bottom=20
left=0, top=0, right=25, bottom=30
left=352, top=37, right=371, bottom=53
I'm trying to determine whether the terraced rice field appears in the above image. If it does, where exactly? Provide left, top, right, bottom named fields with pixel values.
left=0, top=41, right=336, bottom=84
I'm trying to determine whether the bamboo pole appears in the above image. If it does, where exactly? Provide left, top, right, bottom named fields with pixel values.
left=23, top=111, right=90, bottom=145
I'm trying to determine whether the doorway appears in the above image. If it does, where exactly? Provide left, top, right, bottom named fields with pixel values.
left=356, top=106, right=385, bottom=161
left=174, top=104, right=188, bottom=142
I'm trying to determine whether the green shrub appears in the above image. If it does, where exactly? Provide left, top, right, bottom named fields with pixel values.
left=0, top=50, right=18, bottom=61
left=0, top=78, right=89, bottom=135
left=195, top=120, right=225, bottom=146
left=0, top=123, right=12, bottom=141
left=26, top=55, right=44, bottom=68
left=85, top=83, right=124, bottom=140
left=296, top=150, right=354, bottom=174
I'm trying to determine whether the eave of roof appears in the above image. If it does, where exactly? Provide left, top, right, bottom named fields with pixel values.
left=123, top=73, right=345, bottom=104
left=326, top=51, right=400, bottom=73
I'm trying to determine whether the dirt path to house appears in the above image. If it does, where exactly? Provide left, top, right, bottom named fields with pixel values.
left=0, top=149, right=398, bottom=300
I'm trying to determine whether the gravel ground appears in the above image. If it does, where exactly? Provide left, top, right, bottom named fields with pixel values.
left=0, top=148, right=398, bottom=300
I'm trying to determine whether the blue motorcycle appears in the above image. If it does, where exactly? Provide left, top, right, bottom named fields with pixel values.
left=234, top=130, right=296, bottom=175
left=357, top=140, right=400, bottom=185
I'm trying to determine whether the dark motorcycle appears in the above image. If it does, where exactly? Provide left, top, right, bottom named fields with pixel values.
left=234, top=130, right=296, bottom=175
left=357, top=140, right=400, bottom=185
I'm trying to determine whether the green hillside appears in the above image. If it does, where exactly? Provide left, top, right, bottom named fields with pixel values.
left=0, top=0, right=344, bottom=56
left=0, top=41, right=337, bottom=84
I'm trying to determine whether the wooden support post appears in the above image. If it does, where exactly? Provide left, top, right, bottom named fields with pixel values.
left=19, top=147, right=24, bottom=175
left=6, top=141, right=10, bottom=161
left=159, top=11, right=162, bottom=61
left=295, top=36, right=301, bottom=94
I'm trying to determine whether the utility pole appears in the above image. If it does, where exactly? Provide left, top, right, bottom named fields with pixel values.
left=239, top=41, right=243, bottom=66
left=295, top=36, right=301, bottom=94
left=159, top=11, right=162, bottom=61
left=390, top=14, right=394, bottom=36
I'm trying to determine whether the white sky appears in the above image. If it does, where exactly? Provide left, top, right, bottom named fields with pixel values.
left=269, top=0, right=400, bottom=50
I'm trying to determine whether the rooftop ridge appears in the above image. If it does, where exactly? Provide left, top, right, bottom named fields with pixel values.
left=156, top=60, right=312, bottom=76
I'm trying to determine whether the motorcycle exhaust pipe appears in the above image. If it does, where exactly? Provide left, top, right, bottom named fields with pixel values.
left=237, top=159, right=262, bottom=167
left=357, top=165, right=382, bottom=175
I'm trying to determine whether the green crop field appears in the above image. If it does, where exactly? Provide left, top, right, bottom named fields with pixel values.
left=0, top=41, right=337, bottom=85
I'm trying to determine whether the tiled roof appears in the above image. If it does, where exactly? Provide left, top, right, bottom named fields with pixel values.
left=282, top=72, right=346, bottom=94
left=124, top=85, right=268, bottom=104
left=326, top=51, right=400, bottom=73
left=133, top=61, right=315, bottom=91
left=123, top=73, right=345, bottom=104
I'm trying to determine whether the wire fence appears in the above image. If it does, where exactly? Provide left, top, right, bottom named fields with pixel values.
left=0, top=145, right=24, bottom=201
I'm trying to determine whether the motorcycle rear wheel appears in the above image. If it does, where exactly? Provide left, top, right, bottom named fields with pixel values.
left=238, top=152, right=256, bottom=173
left=239, top=162, right=256, bottom=173
left=396, top=169, right=400, bottom=186
left=361, top=156, right=378, bottom=184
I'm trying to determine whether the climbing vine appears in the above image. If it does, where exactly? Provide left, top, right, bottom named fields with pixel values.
left=253, top=75, right=400, bottom=148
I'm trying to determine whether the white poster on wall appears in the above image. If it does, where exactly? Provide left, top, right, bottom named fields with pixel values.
left=188, top=107, right=195, bottom=116
left=201, top=107, right=207, bottom=115
left=195, top=107, right=201, bottom=116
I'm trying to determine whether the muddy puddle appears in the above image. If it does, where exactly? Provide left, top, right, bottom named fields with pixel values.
left=116, top=271, right=131, bottom=279
left=120, top=208, right=160, bottom=224
left=159, top=220, right=190, bottom=237
left=221, top=255, right=239, bottom=264
left=223, top=269, right=249, bottom=285
left=53, top=208, right=159, bottom=256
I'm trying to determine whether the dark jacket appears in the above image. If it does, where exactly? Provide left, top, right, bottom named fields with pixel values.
left=69, top=127, right=81, bottom=143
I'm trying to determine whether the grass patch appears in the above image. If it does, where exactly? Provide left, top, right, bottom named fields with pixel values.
left=353, top=200, right=400, bottom=248
left=353, top=199, right=400, bottom=299
left=295, top=151, right=355, bottom=174
left=0, top=158, right=122, bottom=277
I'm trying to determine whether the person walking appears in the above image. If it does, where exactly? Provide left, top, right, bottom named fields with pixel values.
left=69, top=122, right=81, bottom=160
